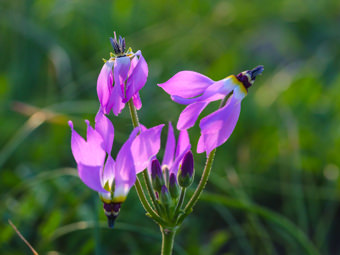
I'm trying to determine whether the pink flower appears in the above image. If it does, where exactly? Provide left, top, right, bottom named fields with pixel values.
left=97, top=33, right=148, bottom=116
left=69, top=108, right=163, bottom=227
left=158, top=66, right=263, bottom=154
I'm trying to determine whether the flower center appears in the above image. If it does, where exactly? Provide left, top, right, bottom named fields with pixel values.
left=236, top=65, right=264, bottom=90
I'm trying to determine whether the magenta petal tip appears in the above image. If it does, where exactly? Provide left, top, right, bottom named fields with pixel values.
left=68, top=120, right=74, bottom=129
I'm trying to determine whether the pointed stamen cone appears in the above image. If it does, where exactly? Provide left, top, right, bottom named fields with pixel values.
left=169, top=173, right=180, bottom=199
left=178, top=151, right=194, bottom=188
left=236, top=65, right=264, bottom=90
left=159, top=185, right=171, bottom=206
left=103, top=202, right=121, bottom=228
left=151, top=159, right=165, bottom=192
left=110, top=32, right=126, bottom=55
left=250, top=65, right=264, bottom=80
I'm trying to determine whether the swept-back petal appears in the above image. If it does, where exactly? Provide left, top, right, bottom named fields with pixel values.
left=114, top=56, right=131, bottom=97
left=114, top=129, right=139, bottom=202
left=158, top=71, right=214, bottom=98
left=128, top=54, right=138, bottom=77
left=109, top=81, right=126, bottom=116
left=97, top=61, right=114, bottom=114
left=124, top=51, right=148, bottom=103
left=78, top=163, right=107, bottom=192
left=101, top=155, right=115, bottom=190
left=177, top=101, right=209, bottom=130
left=171, top=78, right=234, bottom=105
left=132, top=92, right=142, bottom=110
left=95, top=109, right=114, bottom=154
left=162, top=123, right=175, bottom=168
left=171, top=129, right=191, bottom=175
left=131, top=124, right=165, bottom=173
left=69, top=120, right=105, bottom=167
left=197, top=96, right=241, bottom=154
left=175, top=129, right=191, bottom=158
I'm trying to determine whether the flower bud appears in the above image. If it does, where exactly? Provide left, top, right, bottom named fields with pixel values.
left=169, top=173, right=180, bottom=199
left=178, top=151, right=194, bottom=188
left=151, top=159, right=165, bottom=192
left=159, top=185, right=171, bottom=206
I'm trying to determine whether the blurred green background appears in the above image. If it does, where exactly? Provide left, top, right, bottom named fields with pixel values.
left=1, top=0, right=340, bottom=254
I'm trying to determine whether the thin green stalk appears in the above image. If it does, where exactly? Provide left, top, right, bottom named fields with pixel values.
left=177, top=149, right=216, bottom=224
left=134, top=178, right=166, bottom=226
left=127, top=99, right=140, bottom=129
left=127, top=99, right=161, bottom=213
left=161, top=227, right=176, bottom=255
left=174, top=187, right=186, bottom=218
left=143, top=169, right=162, bottom=212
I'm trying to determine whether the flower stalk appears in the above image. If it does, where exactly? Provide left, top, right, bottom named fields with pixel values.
left=161, top=227, right=177, bottom=255
left=128, top=99, right=162, bottom=215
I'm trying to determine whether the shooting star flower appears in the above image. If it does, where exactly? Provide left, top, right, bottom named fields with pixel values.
left=97, top=32, right=148, bottom=116
left=158, top=66, right=264, bottom=154
left=69, top=109, right=163, bottom=227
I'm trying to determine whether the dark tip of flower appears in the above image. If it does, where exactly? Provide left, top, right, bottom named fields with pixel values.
left=110, top=31, right=126, bottom=55
left=103, top=202, right=121, bottom=229
left=250, top=65, right=264, bottom=80
left=161, top=185, right=169, bottom=195
left=169, top=173, right=177, bottom=186
left=107, top=215, right=116, bottom=228
left=181, top=151, right=194, bottom=177
left=236, top=65, right=264, bottom=90
left=151, top=159, right=162, bottom=179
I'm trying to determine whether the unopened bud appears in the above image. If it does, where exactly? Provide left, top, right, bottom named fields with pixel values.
left=151, top=159, right=165, bottom=192
left=159, top=185, right=171, bottom=206
left=178, top=151, right=194, bottom=188
left=169, top=173, right=180, bottom=199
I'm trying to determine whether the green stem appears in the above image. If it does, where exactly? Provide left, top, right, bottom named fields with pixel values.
left=127, top=99, right=140, bottom=129
left=143, top=169, right=162, bottom=212
left=178, top=149, right=216, bottom=224
left=134, top=178, right=167, bottom=226
left=127, top=99, right=161, bottom=213
left=161, top=226, right=176, bottom=255
left=174, top=187, right=186, bottom=218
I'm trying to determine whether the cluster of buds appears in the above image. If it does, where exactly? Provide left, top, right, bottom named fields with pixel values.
left=151, top=151, right=194, bottom=211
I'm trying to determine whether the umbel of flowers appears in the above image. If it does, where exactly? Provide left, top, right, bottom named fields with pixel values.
left=68, top=32, right=263, bottom=255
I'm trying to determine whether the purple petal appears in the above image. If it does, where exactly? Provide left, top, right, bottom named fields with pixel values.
left=124, top=51, right=148, bottom=103
left=171, top=79, right=233, bottom=105
left=177, top=101, right=209, bottom=130
left=109, top=80, right=126, bottom=116
left=175, top=129, right=191, bottom=158
left=158, top=71, right=214, bottom=98
left=127, top=54, right=139, bottom=77
left=102, top=155, right=115, bottom=189
left=132, top=92, right=142, bottom=110
left=197, top=96, right=241, bottom=154
left=69, top=120, right=106, bottom=167
left=171, top=130, right=191, bottom=175
left=97, top=61, right=114, bottom=114
left=114, top=129, right=139, bottom=201
left=162, top=122, right=175, bottom=168
left=113, top=56, right=131, bottom=97
left=95, top=109, right=114, bottom=154
left=77, top=163, right=107, bottom=192
left=131, top=124, right=165, bottom=173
